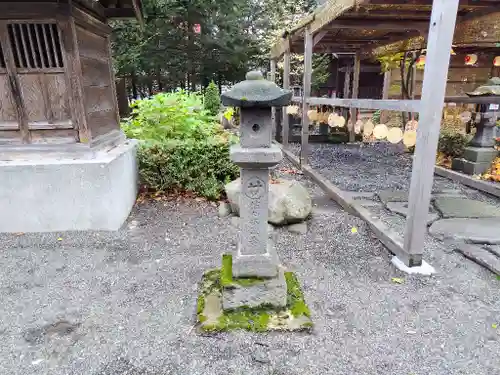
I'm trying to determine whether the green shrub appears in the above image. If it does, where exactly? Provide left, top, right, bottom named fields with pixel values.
left=204, top=81, right=220, bottom=116
left=122, top=90, right=219, bottom=141
left=438, top=132, right=470, bottom=158
left=122, top=90, right=239, bottom=200
left=137, top=137, right=239, bottom=200
left=371, top=110, right=381, bottom=125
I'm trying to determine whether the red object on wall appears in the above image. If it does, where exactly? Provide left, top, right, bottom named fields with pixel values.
left=193, top=24, right=201, bottom=34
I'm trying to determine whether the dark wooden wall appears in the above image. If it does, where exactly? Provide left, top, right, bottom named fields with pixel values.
left=0, top=1, right=121, bottom=146
left=76, top=24, right=119, bottom=139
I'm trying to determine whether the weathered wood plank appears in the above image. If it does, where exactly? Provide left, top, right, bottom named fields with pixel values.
left=0, top=22, right=30, bottom=143
left=86, top=109, right=119, bottom=138
left=80, top=56, right=111, bottom=87
left=46, top=73, right=70, bottom=122
left=0, top=74, right=18, bottom=125
left=403, top=0, right=460, bottom=267
left=72, top=5, right=112, bottom=38
left=282, top=50, right=291, bottom=148
left=307, top=97, right=422, bottom=112
left=18, top=74, right=47, bottom=123
left=349, top=51, right=361, bottom=143
left=76, top=26, right=109, bottom=63
left=105, top=35, right=121, bottom=128
left=0, top=3, right=70, bottom=19
left=301, top=27, right=313, bottom=166
left=57, top=17, right=90, bottom=143
left=313, top=30, right=328, bottom=46
left=30, top=129, right=78, bottom=144
left=84, top=85, right=115, bottom=113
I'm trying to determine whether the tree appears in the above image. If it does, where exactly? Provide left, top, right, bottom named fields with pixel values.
left=204, top=81, right=220, bottom=115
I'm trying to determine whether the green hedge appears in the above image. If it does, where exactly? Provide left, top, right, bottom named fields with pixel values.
left=137, top=137, right=239, bottom=200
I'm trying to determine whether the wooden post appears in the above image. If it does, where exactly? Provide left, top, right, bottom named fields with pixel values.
left=342, top=65, right=351, bottom=120
left=403, top=0, right=460, bottom=267
left=380, top=70, right=391, bottom=123
left=282, top=48, right=291, bottom=148
left=270, top=59, right=277, bottom=140
left=349, top=52, right=361, bottom=143
left=300, top=27, right=313, bottom=166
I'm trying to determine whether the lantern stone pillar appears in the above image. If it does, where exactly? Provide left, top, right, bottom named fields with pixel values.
left=220, top=71, right=292, bottom=310
left=452, top=79, right=500, bottom=175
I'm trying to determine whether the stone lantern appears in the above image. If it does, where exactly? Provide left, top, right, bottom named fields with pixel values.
left=220, top=71, right=292, bottom=310
left=452, top=78, right=500, bottom=175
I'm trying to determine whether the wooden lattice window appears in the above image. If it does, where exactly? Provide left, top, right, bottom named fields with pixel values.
left=8, top=23, right=63, bottom=69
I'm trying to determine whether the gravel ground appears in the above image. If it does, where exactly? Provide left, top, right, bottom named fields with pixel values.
left=289, top=142, right=500, bottom=205
left=1, top=160, right=500, bottom=375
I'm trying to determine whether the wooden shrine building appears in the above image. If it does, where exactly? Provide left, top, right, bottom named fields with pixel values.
left=0, top=0, right=142, bottom=148
left=0, top=0, right=143, bottom=234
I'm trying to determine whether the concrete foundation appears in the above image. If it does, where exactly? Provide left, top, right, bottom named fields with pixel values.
left=0, top=140, right=138, bottom=233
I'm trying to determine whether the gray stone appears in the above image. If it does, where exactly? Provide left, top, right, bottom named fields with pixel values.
left=0, top=140, right=138, bottom=233
left=433, top=197, right=500, bottom=218
left=385, top=201, right=439, bottom=225
left=288, top=222, right=308, bottom=234
left=429, top=218, right=500, bottom=244
left=377, top=190, right=408, bottom=204
left=463, top=147, right=498, bottom=163
left=222, top=269, right=288, bottom=310
left=232, top=249, right=280, bottom=278
left=225, top=178, right=312, bottom=225
left=218, top=202, right=232, bottom=217
left=453, top=158, right=494, bottom=176
left=485, top=245, right=500, bottom=257
left=455, top=243, right=500, bottom=275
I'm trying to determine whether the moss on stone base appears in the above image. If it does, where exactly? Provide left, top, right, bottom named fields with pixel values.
left=220, top=254, right=266, bottom=288
left=196, top=261, right=313, bottom=332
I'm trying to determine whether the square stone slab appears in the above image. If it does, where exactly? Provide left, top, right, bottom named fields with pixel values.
left=433, top=197, right=500, bottom=218
left=377, top=190, right=408, bottom=204
left=197, top=269, right=313, bottom=332
left=429, top=218, right=500, bottom=245
left=455, top=243, right=500, bottom=275
left=385, top=201, right=439, bottom=225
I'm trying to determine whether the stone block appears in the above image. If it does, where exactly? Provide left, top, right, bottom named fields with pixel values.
left=461, top=160, right=492, bottom=175
left=0, top=140, right=138, bottom=232
left=222, top=269, right=288, bottom=310
left=463, top=147, right=498, bottom=163
left=230, top=144, right=283, bottom=168
left=451, top=158, right=464, bottom=172
left=232, top=249, right=280, bottom=278
left=385, top=201, right=439, bottom=225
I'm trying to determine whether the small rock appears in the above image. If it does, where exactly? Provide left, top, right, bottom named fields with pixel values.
left=288, top=222, right=308, bottom=234
left=251, top=347, right=270, bottom=364
left=225, top=178, right=312, bottom=225
left=218, top=202, right=232, bottom=217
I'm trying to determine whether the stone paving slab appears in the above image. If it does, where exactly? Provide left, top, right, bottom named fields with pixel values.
left=385, top=201, right=439, bottom=225
left=429, top=218, right=500, bottom=244
left=455, top=243, right=500, bottom=275
left=485, top=245, right=500, bottom=258
left=377, top=190, right=408, bottom=204
left=433, top=197, right=500, bottom=219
